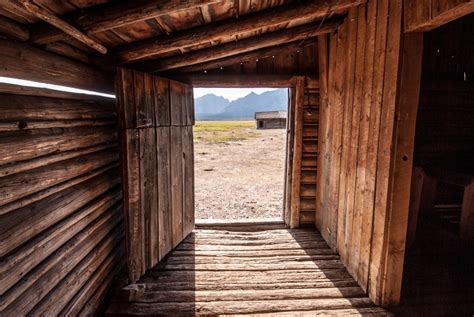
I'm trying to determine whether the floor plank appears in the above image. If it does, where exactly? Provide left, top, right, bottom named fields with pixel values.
left=107, top=226, right=386, bottom=316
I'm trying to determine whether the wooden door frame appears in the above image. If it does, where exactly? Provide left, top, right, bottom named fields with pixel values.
left=382, top=4, right=474, bottom=305
left=185, top=74, right=314, bottom=227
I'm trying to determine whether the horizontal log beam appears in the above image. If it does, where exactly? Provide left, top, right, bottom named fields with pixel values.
left=0, top=39, right=114, bottom=94
left=29, top=0, right=221, bottom=45
left=0, top=126, right=117, bottom=166
left=19, top=0, right=107, bottom=54
left=405, top=1, right=474, bottom=33
left=144, top=20, right=342, bottom=72
left=173, top=40, right=317, bottom=74
left=0, top=15, right=29, bottom=41
left=117, top=0, right=364, bottom=63
left=173, top=74, right=317, bottom=88
left=0, top=149, right=119, bottom=207
left=0, top=163, right=118, bottom=215
left=0, top=188, right=121, bottom=295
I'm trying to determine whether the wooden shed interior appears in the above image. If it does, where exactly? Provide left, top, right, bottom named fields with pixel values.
left=0, top=0, right=473, bottom=315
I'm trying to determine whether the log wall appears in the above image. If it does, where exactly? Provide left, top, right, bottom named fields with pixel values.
left=0, top=88, right=123, bottom=315
left=316, top=0, right=411, bottom=307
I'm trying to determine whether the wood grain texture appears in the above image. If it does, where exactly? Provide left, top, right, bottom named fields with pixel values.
left=29, top=0, right=221, bottom=45
left=0, top=88, right=123, bottom=315
left=0, top=39, right=113, bottom=93
left=142, top=20, right=342, bottom=72
left=116, top=69, right=195, bottom=283
left=404, top=0, right=474, bottom=32
left=316, top=0, right=411, bottom=307
left=106, top=226, right=386, bottom=315
left=116, top=0, right=361, bottom=63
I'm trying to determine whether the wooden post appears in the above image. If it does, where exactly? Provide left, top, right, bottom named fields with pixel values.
left=290, top=76, right=305, bottom=229
left=374, top=32, right=424, bottom=306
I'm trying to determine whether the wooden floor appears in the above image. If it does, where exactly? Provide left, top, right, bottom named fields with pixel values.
left=106, top=225, right=388, bottom=316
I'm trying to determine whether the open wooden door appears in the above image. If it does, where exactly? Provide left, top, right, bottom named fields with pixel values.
left=116, top=68, right=195, bottom=284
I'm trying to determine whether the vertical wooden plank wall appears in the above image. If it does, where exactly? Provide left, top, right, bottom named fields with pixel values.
left=316, top=0, right=417, bottom=307
left=0, top=91, right=123, bottom=315
left=116, top=69, right=195, bottom=284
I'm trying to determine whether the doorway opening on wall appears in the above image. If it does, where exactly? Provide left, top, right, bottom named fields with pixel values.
left=399, top=13, right=474, bottom=316
left=193, top=87, right=289, bottom=222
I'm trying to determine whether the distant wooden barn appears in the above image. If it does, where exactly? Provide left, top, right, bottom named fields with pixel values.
left=255, top=110, right=287, bottom=129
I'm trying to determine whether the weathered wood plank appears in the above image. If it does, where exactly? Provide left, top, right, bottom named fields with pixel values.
left=0, top=15, right=29, bottom=41
left=0, top=149, right=118, bottom=207
left=117, top=0, right=363, bottom=63
left=0, top=170, right=120, bottom=257
left=19, top=0, right=108, bottom=54
left=176, top=74, right=313, bottom=88
left=0, top=189, right=121, bottom=295
left=107, top=297, right=376, bottom=315
left=0, top=126, right=117, bottom=166
left=153, top=76, right=171, bottom=126
left=405, top=0, right=474, bottom=32
left=377, top=32, right=423, bottom=304
left=121, top=129, right=145, bottom=284
left=0, top=163, right=118, bottom=215
left=1, top=214, right=123, bottom=314
left=170, top=80, right=186, bottom=126
left=156, top=127, right=172, bottom=258
left=289, top=77, right=305, bottom=228
left=0, top=39, right=113, bottom=93
left=139, top=128, right=159, bottom=267
left=143, top=20, right=342, bottom=72
left=30, top=0, right=221, bottom=44
left=370, top=0, right=404, bottom=306
left=170, top=127, right=184, bottom=247
left=0, top=143, right=116, bottom=177
left=182, top=126, right=194, bottom=237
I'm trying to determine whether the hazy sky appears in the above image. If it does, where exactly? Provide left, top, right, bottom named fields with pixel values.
left=193, top=88, right=278, bottom=101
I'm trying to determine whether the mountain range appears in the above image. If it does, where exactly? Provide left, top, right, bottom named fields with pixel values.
left=194, top=89, right=288, bottom=120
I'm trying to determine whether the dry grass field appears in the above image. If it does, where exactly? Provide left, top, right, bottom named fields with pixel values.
left=194, top=121, right=287, bottom=220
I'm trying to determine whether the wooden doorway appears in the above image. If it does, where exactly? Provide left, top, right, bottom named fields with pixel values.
left=397, top=12, right=474, bottom=315
left=188, top=76, right=319, bottom=229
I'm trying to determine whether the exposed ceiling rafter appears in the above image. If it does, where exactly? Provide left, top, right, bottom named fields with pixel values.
left=171, top=39, right=318, bottom=74
left=116, top=0, right=364, bottom=63
left=28, top=0, right=221, bottom=45
left=141, top=19, right=342, bottom=73
left=18, top=0, right=107, bottom=54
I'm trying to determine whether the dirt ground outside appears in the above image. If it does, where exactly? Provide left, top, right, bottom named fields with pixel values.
left=193, top=121, right=287, bottom=220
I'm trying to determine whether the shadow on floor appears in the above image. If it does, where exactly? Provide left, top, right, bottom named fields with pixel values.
left=106, top=224, right=389, bottom=315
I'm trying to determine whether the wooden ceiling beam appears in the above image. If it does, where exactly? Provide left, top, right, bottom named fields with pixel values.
left=117, top=0, right=364, bottom=63
left=142, top=19, right=342, bottom=73
left=0, top=15, right=29, bottom=41
left=29, top=0, right=221, bottom=45
left=172, top=39, right=318, bottom=74
left=172, top=74, right=316, bottom=88
left=19, top=0, right=107, bottom=54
